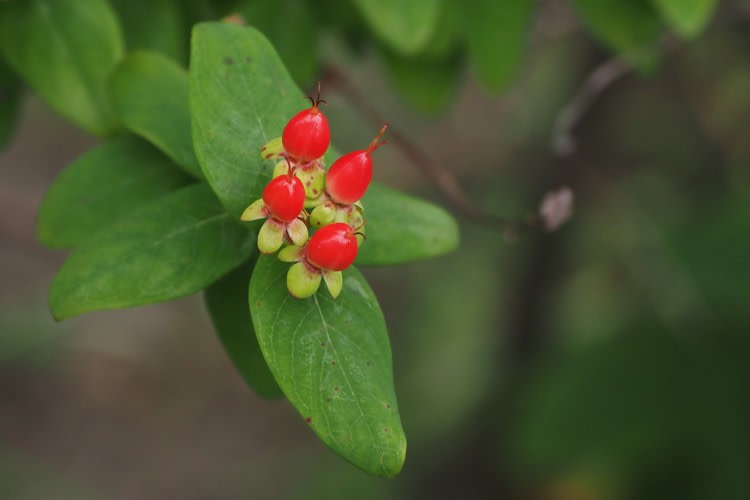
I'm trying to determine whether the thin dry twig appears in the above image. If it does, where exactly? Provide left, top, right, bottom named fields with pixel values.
left=551, top=56, right=631, bottom=156
left=322, top=65, right=560, bottom=239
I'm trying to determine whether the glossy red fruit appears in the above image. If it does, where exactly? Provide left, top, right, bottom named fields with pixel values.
left=282, top=84, right=330, bottom=162
left=305, top=222, right=359, bottom=271
left=325, top=124, right=387, bottom=205
left=262, top=174, right=305, bottom=223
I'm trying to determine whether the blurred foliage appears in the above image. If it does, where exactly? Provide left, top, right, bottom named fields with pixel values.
left=1, top=0, right=750, bottom=498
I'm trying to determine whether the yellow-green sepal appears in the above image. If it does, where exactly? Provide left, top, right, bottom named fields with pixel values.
left=286, top=261, right=322, bottom=299
left=322, top=270, right=343, bottom=299
left=258, top=218, right=285, bottom=254
left=286, top=218, right=309, bottom=246
left=260, top=137, right=285, bottom=160
left=278, top=244, right=304, bottom=262
left=240, top=198, right=268, bottom=221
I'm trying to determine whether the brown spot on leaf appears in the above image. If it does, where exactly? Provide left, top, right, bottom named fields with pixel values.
left=305, top=417, right=312, bottom=424
left=223, top=57, right=235, bottom=65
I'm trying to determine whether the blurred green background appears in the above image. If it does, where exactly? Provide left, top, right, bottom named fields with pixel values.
left=2, top=0, right=750, bottom=498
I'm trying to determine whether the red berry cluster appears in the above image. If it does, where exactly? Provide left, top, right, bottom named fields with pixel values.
left=241, top=83, right=386, bottom=299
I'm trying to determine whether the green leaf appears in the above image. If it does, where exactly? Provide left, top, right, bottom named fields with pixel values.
left=357, top=184, right=459, bottom=266
left=0, top=0, right=123, bottom=136
left=190, top=22, right=304, bottom=217
left=205, top=259, right=284, bottom=399
left=650, top=0, right=719, bottom=38
left=249, top=255, right=406, bottom=477
left=379, top=48, right=462, bottom=114
left=570, top=0, right=663, bottom=64
left=37, top=135, right=193, bottom=249
left=50, top=184, right=254, bottom=320
left=417, top=0, right=464, bottom=60
left=352, top=0, right=444, bottom=55
left=465, top=0, right=535, bottom=92
left=109, top=51, right=202, bottom=178
left=108, top=0, right=188, bottom=64
left=0, top=57, right=23, bottom=151
left=232, top=0, right=319, bottom=85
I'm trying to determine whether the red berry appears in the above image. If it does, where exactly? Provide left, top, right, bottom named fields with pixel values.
left=282, top=84, right=330, bottom=162
left=262, top=174, right=305, bottom=223
left=305, top=222, right=359, bottom=271
left=325, top=124, right=387, bottom=205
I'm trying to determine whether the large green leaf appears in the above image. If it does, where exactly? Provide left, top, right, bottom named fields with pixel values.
left=0, top=0, right=122, bottom=136
left=205, top=259, right=284, bottom=399
left=357, top=184, right=459, bottom=266
left=108, top=0, right=187, bottom=64
left=232, top=0, right=319, bottom=85
left=465, top=0, right=535, bottom=92
left=651, top=0, right=719, bottom=38
left=50, top=184, right=254, bottom=320
left=0, top=57, right=22, bottom=151
left=190, top=22, right=304, bottom=217
left=110, top=51, right=202, bottom=178
left=379, top=48, right=462, bottom=114
left=249, top=255, right=406, bottom=477
left=37, top=136, right=193, bottom=249
left=352, top=0, right=443, bottom=55
left=570, top=0, right=662, bottom=64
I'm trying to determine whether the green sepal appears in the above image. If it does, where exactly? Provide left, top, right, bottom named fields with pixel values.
left=258, top=218, right=285, bottom=254
left=322, top=270, right=343, bottom=299
left=286, top=218, right=309, bottom=246
left=286, top=261, right=322, bottom=299
left=260, top=136, right=285, bottom=160
left=240, top=198, right=268, bottom=222
left=278, top=244, right=304, bottom=262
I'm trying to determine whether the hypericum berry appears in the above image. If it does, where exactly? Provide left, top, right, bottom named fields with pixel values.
left=240, top=164, right=308, bottom=254
left=282, top=83, right=330, bottom=163
left=305, top=222, right=360, bottom=271
left=325, top=124, right=387, bottom=205
left=262, top=174, right=305, bottom=223
left=278, top=222, right=361, bottom=299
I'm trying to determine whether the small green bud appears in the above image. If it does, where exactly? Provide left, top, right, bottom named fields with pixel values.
left=309, top=201, right=336, bottom=228
left=297, top=162, right=326, bottom=200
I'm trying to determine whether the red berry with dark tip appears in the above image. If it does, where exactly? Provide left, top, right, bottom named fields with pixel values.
left=262, top=174, right=305, bottom=223
left=305, top=222, right=359, bottom=271
left=325, top=124, right=387, bottom=205
left=282, top=84, right=330, bottom=162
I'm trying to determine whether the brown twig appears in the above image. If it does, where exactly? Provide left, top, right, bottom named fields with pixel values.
left=551, top=56, right=631, bottom=156
left=322, top=64, right=543, bottom=239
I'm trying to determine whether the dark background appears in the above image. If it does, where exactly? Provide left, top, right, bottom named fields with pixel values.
left=2, top=1, right=750, bottom=498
